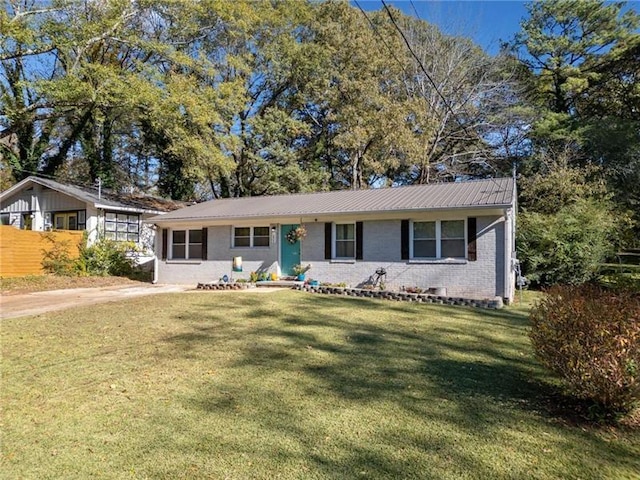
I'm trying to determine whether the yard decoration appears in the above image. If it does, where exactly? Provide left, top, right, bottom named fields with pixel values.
left=286, top=225, right=307, bottom=244
left=292, top=263, right=311, bottom=281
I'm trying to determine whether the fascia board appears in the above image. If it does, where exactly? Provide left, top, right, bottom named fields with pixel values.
left=146, top=205, right=511, bottom=227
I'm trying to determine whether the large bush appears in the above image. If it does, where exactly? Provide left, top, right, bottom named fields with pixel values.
left=42, top=234, right=137, bottom=277
left=517, top=198, right=618, bottom=286
left=77, top=238, right=136, bottom=276
left=529, top=284, right=640, bottom=415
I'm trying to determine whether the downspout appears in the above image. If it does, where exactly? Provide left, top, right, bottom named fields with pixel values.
left=504, top=176, right=518, bottom=304
left=504, top=208, right=512, bottom=304
left=152, top=224, right=159, bottom=284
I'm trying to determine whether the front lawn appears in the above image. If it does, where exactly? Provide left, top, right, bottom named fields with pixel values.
left=1, top=291, right=638, bottom=479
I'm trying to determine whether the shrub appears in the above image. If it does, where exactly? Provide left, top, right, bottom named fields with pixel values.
left=517, top=198, right=618, bottom=287
left=41, top=234, right=77, bottom=276
left=77, top=238, right=136, bottom=277
left=529, top=284, right=640, bottom=415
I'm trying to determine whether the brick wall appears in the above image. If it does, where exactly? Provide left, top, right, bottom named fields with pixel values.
left=156, top=215, right=509, bottom=300
left=302, top=217, right=505, bottom=299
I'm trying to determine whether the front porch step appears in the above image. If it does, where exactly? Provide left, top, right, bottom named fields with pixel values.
left=255, top=280, right=304, bottom=288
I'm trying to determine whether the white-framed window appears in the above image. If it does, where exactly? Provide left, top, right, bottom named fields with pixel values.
left=172, top=229, right=203, bottom=259
left=233, top=226, right=270, bottom=248
left=334, top=223, right=355, bottom=259
left=411, top=220, right=466, bottom=259
left=104, top=211, right=139, bottom=242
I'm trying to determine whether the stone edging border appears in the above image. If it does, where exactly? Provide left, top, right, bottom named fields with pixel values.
left=197, top=282, right=252, bottom=290
left=293, top=284, right=504, bottom=309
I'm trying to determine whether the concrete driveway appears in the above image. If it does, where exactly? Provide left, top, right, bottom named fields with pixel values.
left=0, top=284, right=191, bottom=320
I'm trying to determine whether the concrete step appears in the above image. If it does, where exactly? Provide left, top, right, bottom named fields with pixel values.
left=256, top=280, right=304, bottom=288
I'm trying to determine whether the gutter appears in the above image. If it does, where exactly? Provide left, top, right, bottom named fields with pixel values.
left=94, top=203, right=166, bottom=215
left=146, top=204, right=515, bottom=226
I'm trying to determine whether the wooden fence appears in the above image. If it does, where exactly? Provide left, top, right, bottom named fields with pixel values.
left=0, top=226, right=84, bottom=278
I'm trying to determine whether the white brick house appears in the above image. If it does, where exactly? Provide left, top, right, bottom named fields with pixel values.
left=148, top=178, right=517, bottom=303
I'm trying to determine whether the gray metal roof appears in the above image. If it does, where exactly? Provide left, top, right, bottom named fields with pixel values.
left=150, top=177, right=515, bottom=223
left=0, top=176, right=187, bottom=213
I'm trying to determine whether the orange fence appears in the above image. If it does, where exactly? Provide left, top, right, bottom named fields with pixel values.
left=0, top=226, right=83, bottom=278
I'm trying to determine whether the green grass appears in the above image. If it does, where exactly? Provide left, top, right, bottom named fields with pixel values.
left=1, top=291, right=638, bottom=479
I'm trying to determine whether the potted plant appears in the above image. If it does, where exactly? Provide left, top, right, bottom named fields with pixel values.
left=286, top=225, right=307, bottom=244
left=292, top=263, right=310, bottom=281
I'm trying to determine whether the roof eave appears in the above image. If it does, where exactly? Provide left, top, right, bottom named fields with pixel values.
left=146, top=203, right=514, bottom=225
left=0, top=176, right=36, bottom=201
left=94, top=203, right=167, bottom=215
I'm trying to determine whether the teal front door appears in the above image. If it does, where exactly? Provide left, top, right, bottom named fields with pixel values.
left=280, top=224, right=301, bottom=276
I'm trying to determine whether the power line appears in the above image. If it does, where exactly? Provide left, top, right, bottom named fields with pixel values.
left=351, top=1, right=412, bottom=77
left=379, top=0, right=471, bottom=136
left=409, top=0, right=421, bottom=21
left=354, top=0, right=499, bottom=181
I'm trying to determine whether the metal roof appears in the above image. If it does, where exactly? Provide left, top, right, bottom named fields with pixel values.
left=150, top=177, right=515, bottom=223
left=0, top=176, right=188, bottom=213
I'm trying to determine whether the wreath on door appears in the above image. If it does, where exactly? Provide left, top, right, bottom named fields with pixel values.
left=286, top=225, right=307, bottom=244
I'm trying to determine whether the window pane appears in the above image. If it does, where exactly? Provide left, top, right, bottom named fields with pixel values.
left=173, top=230, right=186, bottom=244
left=189, top=244, right=202, bottom=259
left=105, top=221, right=116, bottom=232
left=254, top=226, right=269, bottom=236
left=128, top=215, right=138, bottom=223
left=78, top=211, right=86, bottom=223
left=116, top=231, right=128, bottom=241
left=55, top=216, right=64, bottom=229
left=336, top=224, right=354, bottom=240
left=105, top=231, right=116, bottom=240
left=128, top=223, right=139, bottom=233
left=0, top=214, right=9, bottom=225
left=189, top=229, right=202, bottom=244
left=413, top=221, right=435, bottom=239
left=106, top=212, right=117, bottom=221
left=234, top=227, right=250, bottom=237
left=235, top=237, right=250, bottom=247
left=127, top=233, right=139, bottom=243
left=414, top=239, right=436, bottom=257
left=117, top=214, right=128, bottom=222
left=172, top=245, right=186, bottom=259
left=442, top=220, right=464, bottom=238
left=68, top=216, right=77, bottom=230
left=336, top=240, right=355, bottom=258
left=253, top=236, right=269, bottom=247
left=117, top=223, right=127, bottom=232
left=441, top=239, right=465, bottom=258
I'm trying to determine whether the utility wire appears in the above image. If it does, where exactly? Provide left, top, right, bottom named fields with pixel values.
left=379, top=0, right=472, bottom=137
left=351, top=2, right=413, bottom=78
left=355, top=0, right=499, bottom=180
left=352, top=0, right=440, bottom=116
left=409, top=0, right=421, bottom=21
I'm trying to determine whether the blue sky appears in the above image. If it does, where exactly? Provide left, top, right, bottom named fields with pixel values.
left=357, top=1, right=530, bottom=55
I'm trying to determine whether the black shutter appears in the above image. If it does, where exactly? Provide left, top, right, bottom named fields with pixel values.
left=202, top=227, right=208, bottom=260
left=356, top=221, right=363, bottom=260
left=401, top=220, right=409, bottom=260
left=161, top=228, right=168, bottom=261
left=467, top=217, right=477, bottom=261
left=324, top=223, right=332, bottom=259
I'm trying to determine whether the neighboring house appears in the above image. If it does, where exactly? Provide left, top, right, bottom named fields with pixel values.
left=148, top=177, right=517, bottom=303
left=0, top=176, right=186, bottom=264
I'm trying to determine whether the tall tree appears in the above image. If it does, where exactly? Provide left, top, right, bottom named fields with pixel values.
left=509, top=0, right=640, bottom=236
left=396, top=13, right=519, bottom=183
left=298, top=2, right=416, bottom=189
